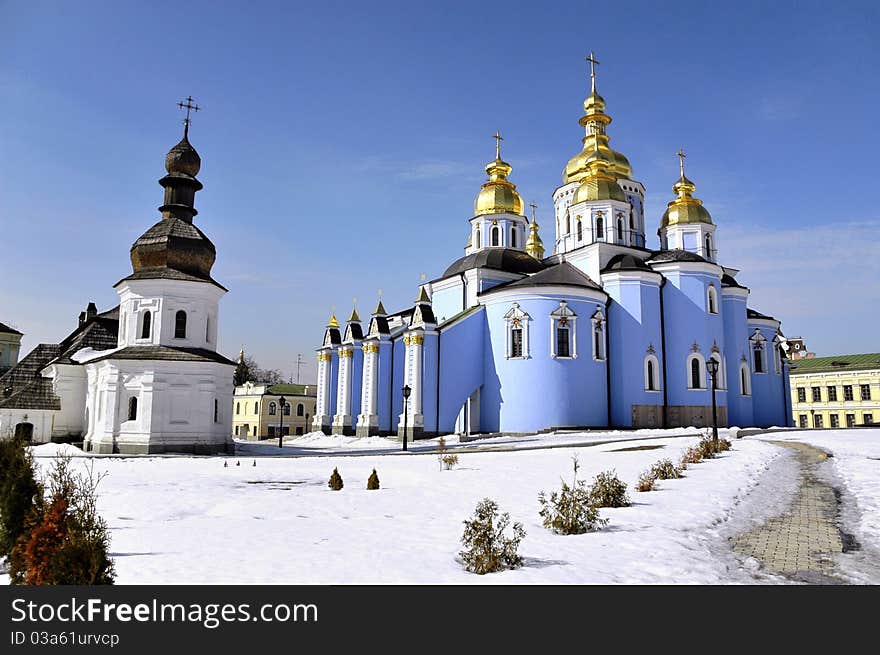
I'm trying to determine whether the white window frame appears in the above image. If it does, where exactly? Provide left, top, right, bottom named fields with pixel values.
left=686, top=352, right=707, bottom=390
left=644, top=354, right=661, bottom=392
left=591, top=309, right=606, bottom=361
left=751, top=330, right=767, bottom=375
left=740, top=363, right=752, bottom=396
left=707, top=285, right=719, bottom=315
left=503, top=303, right=531, bottom=360
left=549, top=301, right=577, bottom=360
left=709, top=351, right=726, bottom=390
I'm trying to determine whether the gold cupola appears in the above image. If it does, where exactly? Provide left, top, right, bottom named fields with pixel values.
left=563, top=53, right=633, bottom=183
left=473, top=132, right=524, bottom=216
left=525, top=203, right=545, bottom=260
left=573, top=142, right=627, bottom=204
left=661, top=150, right=713, bottom=227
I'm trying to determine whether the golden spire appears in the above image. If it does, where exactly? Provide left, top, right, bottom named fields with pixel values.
left=327, top=312, right=339, bottom=329
left=563, top=53, right=633, bottom=183
left=474, top=131, right=524, bottom=216
left=661, top=150, right=713, bottom=227
left=525, top=202, right=545, bottom=260
left=372, top=289, right=387, bottom=316
left=348, top=307, right=361, bottom=323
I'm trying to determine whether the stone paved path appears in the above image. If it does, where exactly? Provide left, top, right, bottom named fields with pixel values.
left=730, top=441, right=851, bottom=584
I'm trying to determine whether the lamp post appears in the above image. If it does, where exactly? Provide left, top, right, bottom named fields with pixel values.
left=401, top=384, right=411, bottom=451
left=278, top=395, right=286, bottom=449
left=706, top=358, right=719, bottom=445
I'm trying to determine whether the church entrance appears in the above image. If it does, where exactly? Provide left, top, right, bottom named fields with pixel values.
left=14, top=422, right=34, bottom=442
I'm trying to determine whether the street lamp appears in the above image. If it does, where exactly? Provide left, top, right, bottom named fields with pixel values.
left=706, top=358, right=719, bottom=444
left=401, top=384, right=411, bottom=451
left=278, top=395, right=286, bottom=449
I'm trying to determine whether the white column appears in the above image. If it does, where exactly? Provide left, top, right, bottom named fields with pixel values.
left=356, top=342, right=379, bottom=436
left=332, top=346, right=353, bottom=432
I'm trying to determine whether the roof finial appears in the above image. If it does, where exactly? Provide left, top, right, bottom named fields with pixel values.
left=493, top=130, right=504, bottom=160
left=585, top=51, right=600, bottom=94
left=677, top=148, right=687, bottom=179
left=177, top=95, right=201, bottom=139
left=530, top=201, right=538, bottom=223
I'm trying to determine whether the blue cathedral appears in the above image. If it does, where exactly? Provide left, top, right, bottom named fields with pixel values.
left=312, top=58, right=793, bottom=438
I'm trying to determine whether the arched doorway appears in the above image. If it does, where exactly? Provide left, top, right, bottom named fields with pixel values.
left=14, top=422, right=34, bottom=442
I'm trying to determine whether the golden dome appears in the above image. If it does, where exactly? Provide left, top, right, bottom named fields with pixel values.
left=661, top=157, right=713, bottom=228
left=474, top=143, right=524, bottom=216
left=573, top=146, right=626, bottom=203
left=525, top=206, right=545, bottom=260
left=563, top=57, right=633, bottom=183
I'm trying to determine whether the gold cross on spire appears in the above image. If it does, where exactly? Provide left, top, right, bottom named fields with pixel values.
left=493, top=130, right=503, bottom=160
left=530, top=201, right=538, bottom=222
left=177, top=95, right=200, bottom=137
left=585, top=51, right=600, bottom=93
left=676, top=148, right=687, bottom=178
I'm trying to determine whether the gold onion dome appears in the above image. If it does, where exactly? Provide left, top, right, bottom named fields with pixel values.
left=573, top=145, right=626, bottom=203
left=474, top=133, right=524, bottom=216
left=661, top=155, right=713, bottom=227
left=525, top=211, right=545, bottom=260
left=563, top=56, right=633, bottom=183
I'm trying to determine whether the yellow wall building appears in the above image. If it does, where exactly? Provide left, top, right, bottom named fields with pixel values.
left=789, top=353, right=880, bottom=429
left=232, top=382, right=317, bottom=440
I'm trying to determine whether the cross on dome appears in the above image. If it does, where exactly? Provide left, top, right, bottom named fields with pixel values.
left=493, top=130, right=504, bottom=160
left=585, top=51, right=600, bottom=92
left=677, top=148, right=687, bottom=178
left=177, top=95, right=201, bottom=137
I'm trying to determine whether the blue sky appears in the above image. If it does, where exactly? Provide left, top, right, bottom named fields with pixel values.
left=2, top=0, right=878, bottom=382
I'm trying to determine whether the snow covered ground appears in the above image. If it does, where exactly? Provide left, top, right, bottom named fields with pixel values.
left=7, top=428, right=878, bottom=585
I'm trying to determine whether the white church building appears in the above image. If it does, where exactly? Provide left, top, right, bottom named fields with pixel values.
left=0, top=113, right=234, bottom=454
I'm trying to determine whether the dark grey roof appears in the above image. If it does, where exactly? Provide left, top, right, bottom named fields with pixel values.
left=413, top=304, right=436, bottom=325
left=647, top=249, right=708, bottom=264
left=481, top=261, right=604, bottom=295
left=88, top=346, right=235, bottom=365
left=369, top=316, right=390, bottom=335
left=601, top=254, right=654, bottom=273
left=0, top=321, right=22, bottom=335
left=747, top=308, right=776, bottom=321
left=442, top=248, right=547, bottom=278
left=325, top=327, right=342, bottom=346
left=116, top=267, right=228, bottom=291
left=345, top=323, right=364, bottom=341
left=0, top=344, right=63, bottom=410
left=721, top=273, right=747, bottom=289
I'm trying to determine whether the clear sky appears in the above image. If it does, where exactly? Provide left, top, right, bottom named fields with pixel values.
left=2, top=0, right=878, bottom=383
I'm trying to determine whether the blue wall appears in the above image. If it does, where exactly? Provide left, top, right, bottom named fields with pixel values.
left=481, top=294, right=608, bottom=432
left=437, top=308, right=486, bottom=432
left=603, top=274, right=663, bottom=426
left=722, top=291, right=754, bottom=426
left=350, top=344, right=363, bottom=422
left=375, top=340, right=393, bottom=432
left=749, top=322, right=787, bottom=427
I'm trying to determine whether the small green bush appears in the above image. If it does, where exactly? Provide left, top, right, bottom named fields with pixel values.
left=459, top=498, right=525, bottom=575
left=367, top=469, right=380, bottom=490
left=636, top=471, right=656, bottom=492
left=328, top=468, right=343, bottom=491
left=538, top=457, right=608, bottom=534
left=589, top=470, right=630, bottom=508
left=650, top=459, right=683, bottom=480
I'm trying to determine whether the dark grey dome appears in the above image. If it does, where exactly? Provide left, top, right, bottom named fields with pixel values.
left=443, top=248, right=546, bottom=278
left=647, top=249, right=708, bottom=264
left=602, top=253, right=653, bottom=273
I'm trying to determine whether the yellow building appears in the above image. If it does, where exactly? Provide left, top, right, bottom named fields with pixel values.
left=232, top=382, right=317, bottom=440
left=789, top=353, right=880, bottom=429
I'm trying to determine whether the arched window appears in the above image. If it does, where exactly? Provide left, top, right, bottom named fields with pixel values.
left=565, top=214, right=571, bottom=234
left=629, top=208, right=635, bottom=230
left=491, top=225, right=500, bottom=247
left=753, top=339, right=765, bottom=373
left=591, top=311, right=605, bottom=361
left=550, top=302, right=577, bottom=359
left=475, top=228, right=481, bottom=249
left=577, top=219, right=583, bottom=241
left=707, top=286, right=718, bottom=314
left=297, top=403, right=304, bottom=417
left=510, top=227, right=517, bottom=248
left=283, top=402, right=291, bottom=416
left=596, top=214, right=604, bottom=239
left=254, top=402, right=259, bottom=413
left=127, top=397, right=138, bottom=421
left=705, top=234, right=713, bottom=259
left=709, top=353, right=725, bottom=389
left=214, top=399, right=219, bottom=423
left=141, top=311, right=152, bottom=339
left=645, top=355, right=660, bottom=391
left=206, top=316, right=211, bottom=342
left=269, top=402, right=277, bottom=415
left=236, top=402, right=240, bottom=415
left=691, top=357, right=702, bottom=389
left=617, top=218, right=624, bottom=242
left=740, top=364, right=751, bottom=396
left=504, top=303, right=530, bottom=359
left=175, top=310, right=187, bottom=339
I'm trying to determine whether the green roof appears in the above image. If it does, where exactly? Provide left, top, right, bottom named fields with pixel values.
left=266, top=383, right=316, bottom=396
left=789, top=353, right=880, bottom=375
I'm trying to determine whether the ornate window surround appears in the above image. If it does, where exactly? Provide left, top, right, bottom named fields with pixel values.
left=503, top=303, right=530, bottom=359
left=591, top=308, right=606, bottom=361
left=686, top=349, right=707, bottom=390
left=549, top=301, right=577, bottom=360
left=644, top=349, right=661, bottom=392
left=750, top=329, right=767, bottom=375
